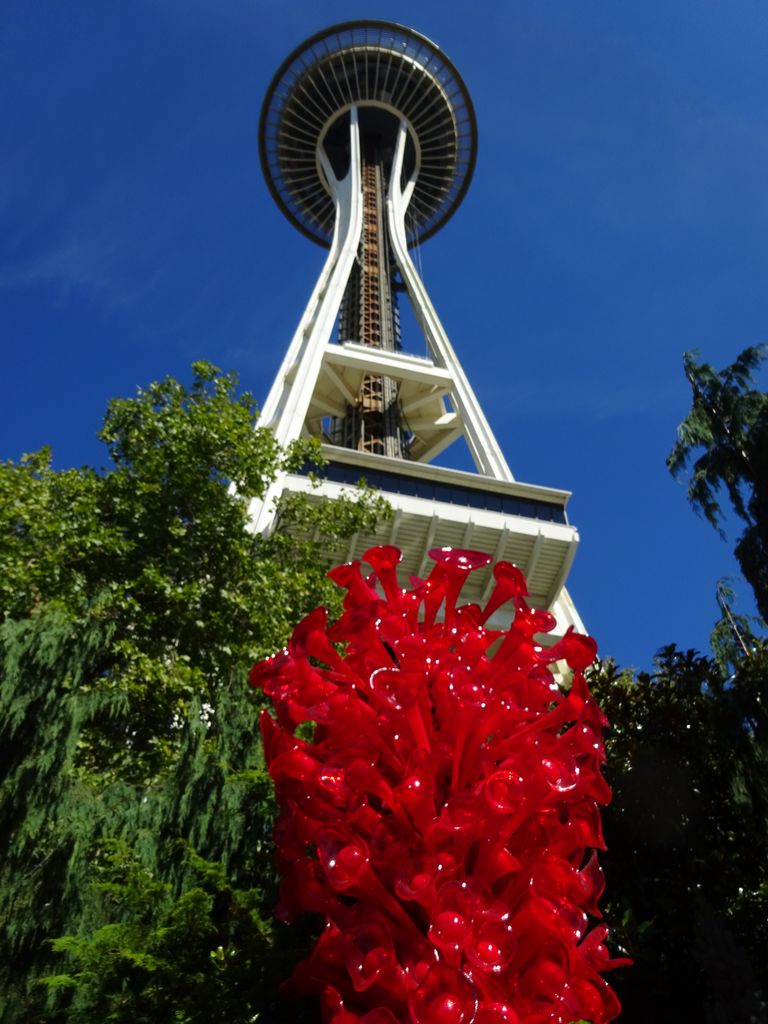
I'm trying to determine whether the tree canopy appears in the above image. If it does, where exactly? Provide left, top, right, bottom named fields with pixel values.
left=0, top=363, right=389, bottom=1023
left=667, top=345, right=768, bottom=621
left=590, top=644, right=768, bottom=1023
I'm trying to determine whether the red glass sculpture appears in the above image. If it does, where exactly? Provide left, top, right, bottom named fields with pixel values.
left=251, top=547, right=629, bottom=1024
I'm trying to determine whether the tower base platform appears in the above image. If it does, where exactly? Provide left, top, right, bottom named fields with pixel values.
left=278, top=445, right=584, bottom=638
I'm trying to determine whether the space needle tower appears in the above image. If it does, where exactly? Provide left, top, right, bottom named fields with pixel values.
left=252, top=21, right=583, bottom=633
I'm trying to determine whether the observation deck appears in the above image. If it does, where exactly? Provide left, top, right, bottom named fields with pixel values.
left=281, top=447, right=583, bottom=634
left=259, top=20, right=477, bottom=247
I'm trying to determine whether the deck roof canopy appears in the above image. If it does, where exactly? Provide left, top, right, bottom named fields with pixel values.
left=259, top=20, right=477, bottom=247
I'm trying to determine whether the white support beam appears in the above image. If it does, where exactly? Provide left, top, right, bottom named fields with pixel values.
left=386, top=118, right=514, bottom=483
left=400, top=386, right=451, bottom=417
left=413, top=425, right=463, bottom=464
left=546, top=535, right=580, bottom=609
left=320, top=361, right=358, bottom=406
left=346, top=531, right=359, bottom=562
left=387, top=508, right=402, bottom=546
left=318, top=444, right=572, bottom=509
left=418, top=515, right=439, bottom=578
left=461, top=520, right=475, bottom=547
left=309, top=395, right=346, bottom=418
left=406, top=412, right=458, bottom=432
left=323, top=344, right=454, bottom=389
left=248, top=107, right=365, bottom=534
left=481, top=527, right=509, bottom=603
left=525, top=530, right=544, bottom=581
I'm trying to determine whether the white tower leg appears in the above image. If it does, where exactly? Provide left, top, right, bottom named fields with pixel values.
left=249, top=108, right=364, bottom=534
left=386, top=119, right=514, bottom=484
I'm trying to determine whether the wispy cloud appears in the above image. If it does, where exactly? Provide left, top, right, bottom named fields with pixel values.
left=0, top=163, right=171, bottom=308
left=0, top=234, right=164, bottom=307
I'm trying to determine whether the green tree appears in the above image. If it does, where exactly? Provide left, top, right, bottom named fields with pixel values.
left=592, top=645, right=768, bottom=1024
left=667, top=345, right=768, bottom=620
left=0, top=363, right=390, bottom=1023
left=581, top=345, right=768, bottom=1023
left=710, top=578, right=762, bottom=676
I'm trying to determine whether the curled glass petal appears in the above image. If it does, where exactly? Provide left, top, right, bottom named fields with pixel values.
left=409, top=963, right=478, bottom=1024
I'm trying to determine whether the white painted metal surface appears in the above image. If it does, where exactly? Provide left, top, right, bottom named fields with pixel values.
left=252, top=84, right=585, bottom=635
left=249, top=111, right=364, bottom=533
left=386, top=119, right=514, bottom=482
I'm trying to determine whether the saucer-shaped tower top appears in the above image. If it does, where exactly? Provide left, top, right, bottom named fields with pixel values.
left=259, top=20, right=477, bottom=247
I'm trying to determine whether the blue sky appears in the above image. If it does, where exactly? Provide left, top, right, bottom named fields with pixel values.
left=2, top=0, right=767, bottom=669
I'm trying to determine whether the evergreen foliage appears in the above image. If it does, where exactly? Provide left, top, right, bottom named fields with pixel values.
left=709, top=578, right=762, bottom=676
left=591, top=646, right=768, bottom=1023
left=0, top=364, right=389, bottom=1023
left=668, top=345, right=768, bottom=621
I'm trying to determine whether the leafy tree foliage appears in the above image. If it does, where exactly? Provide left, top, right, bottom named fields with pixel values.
left=591, top=645, right=768, bottom=1024
left=668, top=345, right=768, bottom=620
left=710, top=578, right=763, bottom=677
left=0, top=363, right=389, bottom=1023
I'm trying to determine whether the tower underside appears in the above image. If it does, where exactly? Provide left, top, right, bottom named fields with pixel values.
left=253, top=21, right=584, bottom=636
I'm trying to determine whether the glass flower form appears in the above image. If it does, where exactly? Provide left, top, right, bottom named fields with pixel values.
left=251, top=546, right=630, bottom=1024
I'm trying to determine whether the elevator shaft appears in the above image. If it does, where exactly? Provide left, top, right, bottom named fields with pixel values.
left=333, top=146, right=404, bottom=459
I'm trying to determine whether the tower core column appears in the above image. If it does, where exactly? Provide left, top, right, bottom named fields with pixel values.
left=334, top=133, right=404, bottom=458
